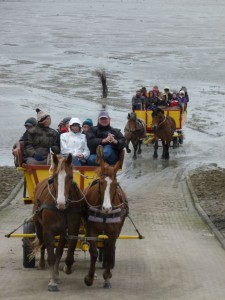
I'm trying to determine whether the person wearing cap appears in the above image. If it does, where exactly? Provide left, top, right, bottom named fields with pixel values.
left=60, top=117, right=90, bottom=166
left=57, top=117, right=71, bottom=134
left=12, top=117, right=37, bottom=166
left=86, top=111, right=125, bottom=166
left=24, top=108, right=60, bottom=165
left=19, top=117, right=37, bottom=142
left=82, top=118, right=93, bottom=135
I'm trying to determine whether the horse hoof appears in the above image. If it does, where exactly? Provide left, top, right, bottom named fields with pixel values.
left=48, top=283, right=59, bottom=292
left=137, top=150, right=142, bottom=154
left=63, top=265, right=72, bottom=275
left=127, top=149, right=131, bottom=153
left=103, top=282, right=112, bottom=289
left=84, top=276, right=93, bottom=286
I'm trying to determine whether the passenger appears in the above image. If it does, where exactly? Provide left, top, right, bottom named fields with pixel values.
left=145, top=90, right=158, bottom=109
left=20, top=117, right=37, bottom=142
left=140, top=87, right=148, bottom=99
left=82, top=118, right=93, bottom=135
left=12, top=117, right=37, bottom=166
left=57, top=117, right=71, bottom=134
left=169, top=92, right=182, bottom=108
left=60, top=117, right=90, bottom=166
left=177, top=90, right=188, bottom=111
left=86, top=111, right=126, bottom=166
left=156, top=93, right=169, bottom=107
left=132, top=90, right=145, bottom=110
left=164, top=86, right=173, bottom=102
left=24, top=108, right=60, bottom=165
left=152, top=85, right=160, bottom=98
left=179, top=86, right=189, bottom=103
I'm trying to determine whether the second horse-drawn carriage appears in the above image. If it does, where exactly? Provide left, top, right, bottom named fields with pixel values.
left=125, top=105, right=187, bottom=160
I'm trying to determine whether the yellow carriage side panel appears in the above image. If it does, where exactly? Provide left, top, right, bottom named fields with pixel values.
left=134, top=110, right=146, bottom=124
left=19, top=165, right=99, bottom=204
left=182, top=110, right=187, bottom=127
left=164, top=108, right=182, bottom=130
left=146, top=110, right=153, bottom=129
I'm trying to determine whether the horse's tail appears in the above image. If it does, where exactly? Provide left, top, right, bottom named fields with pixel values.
left=96, top=70, right=108, bottom=98
left=29, top=237, right=43, bottom=261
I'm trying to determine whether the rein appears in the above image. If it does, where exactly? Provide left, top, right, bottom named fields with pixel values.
left=156, top=115, right=166, bottom=128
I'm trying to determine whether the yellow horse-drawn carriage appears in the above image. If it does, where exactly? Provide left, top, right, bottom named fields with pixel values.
left=7, top=149, right=143, bottom=270
left=134, top=107, right=187, bottom=146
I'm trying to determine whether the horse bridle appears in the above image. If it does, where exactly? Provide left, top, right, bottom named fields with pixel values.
left=47, top=177, right=84, bottom=209
left=153, top=115, right=167, bottom=131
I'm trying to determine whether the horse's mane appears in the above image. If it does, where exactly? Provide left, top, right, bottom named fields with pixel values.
left=50, top=154, right=71, bottom=176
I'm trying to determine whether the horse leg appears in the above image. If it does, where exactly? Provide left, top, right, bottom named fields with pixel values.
left=53, top=235, right=67, bottom=283
left=64, top=218, right=80, bottom=274
left=137, top=140, right=142, bottom=154
left=33, top=218, right=46, bottom=270
left=153, top=140, right=158, bottom=159
left=164, top=142, right=170, bottom=160
left=125, top=139, right=131, bottom=154
left=161, top=141, right=166, bottom=159
left=84, top=240, right=98, bottom=286
left=102, top=238, right=116, bottom=288
left=132, top=142, right=138, bottom=160
left=44, top=233, right=59, bottom=292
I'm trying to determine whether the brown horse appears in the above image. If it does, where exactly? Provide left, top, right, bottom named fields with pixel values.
left=32, top=153, right=85, bottom=291
left=84, top=145, right=128, bottom=288
left=151, top=107, right=176, bottom=160
left=124, top=112, right=146, bottom=159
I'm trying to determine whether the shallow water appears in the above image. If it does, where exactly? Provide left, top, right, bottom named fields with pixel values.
left=0, top=0, right=225, bottom=167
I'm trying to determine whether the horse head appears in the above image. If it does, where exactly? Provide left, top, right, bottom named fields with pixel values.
left=49, top=153, right=74, bottom=210
left=127, top=112, right=137, bottom=132
left=95, top=159, right=121, bottom=214
left=151, top=107, right=165, bottom=131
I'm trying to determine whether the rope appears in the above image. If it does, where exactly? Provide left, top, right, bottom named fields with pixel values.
left=73, top=169, right=97, bottom=180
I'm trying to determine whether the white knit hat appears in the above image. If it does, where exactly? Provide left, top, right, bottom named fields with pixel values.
left=36, top=108, right=50, bottom=122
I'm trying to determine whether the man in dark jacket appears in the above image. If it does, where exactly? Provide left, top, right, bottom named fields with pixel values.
left=86, top=111, right=125, bottom=166
left=24, top=108, right=60, bottom=165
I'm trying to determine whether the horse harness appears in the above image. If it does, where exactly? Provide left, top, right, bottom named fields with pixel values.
left=87, top=177, right=129, bottom=224
left=35, top=177, right=84, bottom=215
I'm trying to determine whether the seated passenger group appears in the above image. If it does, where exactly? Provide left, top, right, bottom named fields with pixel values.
left=132, top=85, right=189, bottom=111
left=21, top=108, right=125, bottom=167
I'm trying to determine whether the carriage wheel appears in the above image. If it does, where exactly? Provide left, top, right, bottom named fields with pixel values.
left=22, top=220, right=35, bottom=268
left=101, top=240, right=115, bottom=269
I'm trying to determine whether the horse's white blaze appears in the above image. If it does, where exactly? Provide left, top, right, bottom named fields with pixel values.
left=57, top=170, right=67, bottom=208
left=102, top=177, right=112, bottom=212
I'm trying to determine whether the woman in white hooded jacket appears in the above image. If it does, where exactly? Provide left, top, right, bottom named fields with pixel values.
left=60, top=117, right=90, bottom=166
